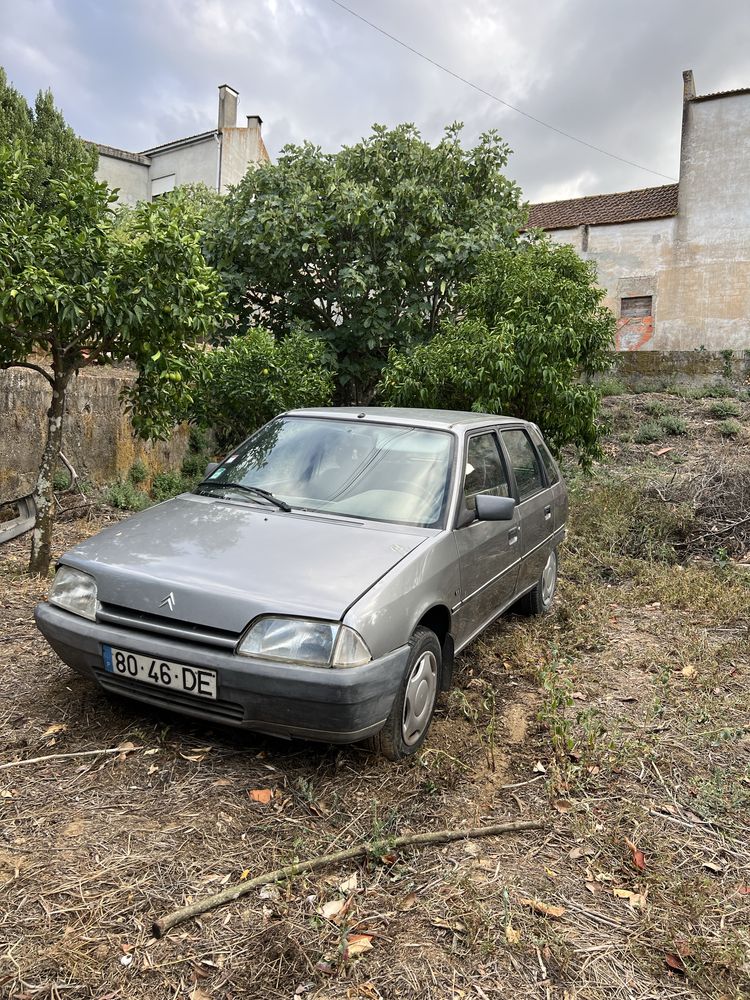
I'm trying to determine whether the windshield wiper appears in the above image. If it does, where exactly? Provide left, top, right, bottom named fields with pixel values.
left=196, top=481, right=292, bottom=512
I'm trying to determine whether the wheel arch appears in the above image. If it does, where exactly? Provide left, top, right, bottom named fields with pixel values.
left=415, top=604, right=454, bottom=692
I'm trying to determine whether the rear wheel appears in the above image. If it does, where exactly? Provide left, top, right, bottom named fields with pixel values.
left=517, top=547, right=558, bottom=616
left=365, top=626, right=441, bottom=761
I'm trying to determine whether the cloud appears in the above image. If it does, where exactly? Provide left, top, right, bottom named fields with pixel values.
left=0, top=0, right=747, bottom=200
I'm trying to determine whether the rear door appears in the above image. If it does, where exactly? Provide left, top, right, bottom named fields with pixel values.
left=453, top=430, right=521, bottom=645
left=500, top=427, right=554, bottom=593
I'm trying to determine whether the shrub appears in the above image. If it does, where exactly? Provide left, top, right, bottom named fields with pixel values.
left=643, top=399, right=669, bottom=417
left=151, top=471, right=189, bottom=503
left=107, top=480, right=150, bottom=511
left=597, top=376, right=628, bottom=397
left=717, top=419, right=741, bottom=438
left=181, top=453, right=207, bottom=480
left=52, top=468, right=70, bottom=491
left=189, top=329, right=335, bottom=450
left=634, top=422, right=663, bottom=445
left=660, top=414, right=689, bottom=436
left=128, top=459, right=148, bottom=485
left=710, top=400, right=741, bottom=420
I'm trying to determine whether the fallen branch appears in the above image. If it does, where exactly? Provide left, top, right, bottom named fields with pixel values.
left=153, top=818, right=543, bottom=938
left=0, top=745, right=137, bottom=771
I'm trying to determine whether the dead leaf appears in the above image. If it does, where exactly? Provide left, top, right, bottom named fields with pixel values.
left=681, top=665, right=697, bottom=679
left=532, top=761, right=547, bottom=774
left=212, top=777, right=233, bottom=786
left=43, top=723, right=67, bottom=737
left=585, top=881, right=601, bottom=896
left=248, top=789, right=273, bottom=804
left=147, top=764, right=158, bottom=775
left=117, top=741, right=138, bottom=753
left=239, top=869, right=250, bottom=881
left=338, top=873, right=358, bottom=893
left=665, top=953, right=686, bottom=974
left=654, top=447, right=673, bottom=456
left=319, top=898, right=347, bottom=921
left=613, top=887, right=647, bottom=910
left=569, top=845, right=595, bottom=860
left=180, top=753, right=207, bottom=762
left=738, top=885, right=750, bottom=895
left=625, top=838, right=646, bottom=871
left=397, top=891, right=418, bottom=911
left=346, top=934, right=373, bottom=958
left=518, top=898, right=565, bottom=919
left=553, top=799, right=573, bottom=813
left=571, top=691, right=586, bottom=701
left=144, top=748, right=159, bottom=756
left=505, top=922, right=521, bottom=944
left=702, top=861, right=724, bottom=874
left=379, top=852, right=397, bottom=864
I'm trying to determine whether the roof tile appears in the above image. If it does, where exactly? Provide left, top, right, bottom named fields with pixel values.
left=528, top=183, right=679, bottom=230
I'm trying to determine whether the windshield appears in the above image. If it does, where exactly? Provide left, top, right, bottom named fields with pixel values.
left=198, top=416, right=454, bottom=528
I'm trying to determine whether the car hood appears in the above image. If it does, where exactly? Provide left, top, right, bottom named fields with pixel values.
left=62, top=495, right=429, bottom=634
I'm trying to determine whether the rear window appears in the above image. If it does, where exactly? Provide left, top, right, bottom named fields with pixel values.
left=537, top=441, right=560, bottom=485
left=501, top=429, right=544, bottom=501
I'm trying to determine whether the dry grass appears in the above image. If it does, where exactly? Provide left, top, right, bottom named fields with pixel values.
left=1, top=394, right=749, bottom=999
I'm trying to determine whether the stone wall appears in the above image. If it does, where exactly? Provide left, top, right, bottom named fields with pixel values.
left=609, top=349, right=750, bottom=391
left=0, top=365, right=189, bottom=501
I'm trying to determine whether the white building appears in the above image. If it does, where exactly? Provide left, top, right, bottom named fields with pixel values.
left=529, top=71, right=750, bottom=352
left=93, top=85, right=269, bottom=205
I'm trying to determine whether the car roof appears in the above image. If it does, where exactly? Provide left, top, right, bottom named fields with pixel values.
left=283, top=407, right=524, bottom=431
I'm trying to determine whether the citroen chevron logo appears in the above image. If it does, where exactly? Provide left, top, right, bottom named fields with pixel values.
left=159, top=592, right=175, bottom=612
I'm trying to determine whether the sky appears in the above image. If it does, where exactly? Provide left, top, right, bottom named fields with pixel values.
left=1, top=0, right=748, bottom=203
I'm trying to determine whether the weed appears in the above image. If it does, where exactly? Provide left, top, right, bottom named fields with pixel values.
left=597, top=376, right=628, bottom=397
left=659, top=414, right=688, bottom=436
left=150, top=471, right=189, bottom=502
left=643, top=399, right=669, bottom=418
left=717, top=418, right=741, bottom=437
left=107, top=479, right=150, bottom=511
left=634, top=421, right=663, bottom=445
left=709, top=399, right=741, bottom=420
left=674, top=383, right=736, bottom=400
left=128, top=459, right=148, bottom=485
left=52, top=468, right=70, bottom=491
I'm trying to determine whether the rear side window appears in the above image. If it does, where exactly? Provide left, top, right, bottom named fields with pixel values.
left=537, top=441, right=560, bottom=485
left=463, top=433, right=510, bottom=510
left=502, top=429, right=544, bottom=501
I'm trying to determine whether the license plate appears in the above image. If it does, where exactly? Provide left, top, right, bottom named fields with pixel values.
left=102, top=645, right=217, bottom=700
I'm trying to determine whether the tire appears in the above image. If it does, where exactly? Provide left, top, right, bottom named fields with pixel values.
left=516, top=547, right=558, bottom=616
left=365, top=626, right=441, bottom=761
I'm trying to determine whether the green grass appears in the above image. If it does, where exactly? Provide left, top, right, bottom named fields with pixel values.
left=709, top=399, right=741, bottom=420
left=717, top=418, right=741, bottom=438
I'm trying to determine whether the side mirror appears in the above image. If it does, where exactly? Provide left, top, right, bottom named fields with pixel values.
left=203, top=461, right=220, bottom=480
left=475, top=494, right=516, bottom=521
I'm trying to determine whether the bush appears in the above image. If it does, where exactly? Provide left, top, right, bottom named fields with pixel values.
left=189, top=329, right=335, bottom=450
left=717, top=419, right=741, bottom=438
left=633, top=422, right=663, bottom=445
left=128, top=459, right=148, bottom=485
left=710, top=400, right=741, bottom=420
left=660, top=414, right=689, bottom=436
left=643, top=400, right=669, bottom=417
left=597, top=376, right=628, bottom=397
left=52, top=468, right=70, bottom=491
left=151, top=471, right=190, bottom=502
left=107, top=480, right=150, bottom=511
left=379, top=239, right=615, bottom=465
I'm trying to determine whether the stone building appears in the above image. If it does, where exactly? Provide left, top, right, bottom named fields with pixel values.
left=92, top=84, right=269, bottom=205
left=529, top=71, right=750, bottom=352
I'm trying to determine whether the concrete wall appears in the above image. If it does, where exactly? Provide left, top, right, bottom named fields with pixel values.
left=0, top=366, right=189, bottom=501
left=95, top=154, right=149, bottom=206
left=148, top=137, right=219, bottom=195
left=545, top=87, right=750, bottom=353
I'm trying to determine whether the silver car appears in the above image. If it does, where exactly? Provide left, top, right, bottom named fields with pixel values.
left=35, top=408, right=567, bottom=760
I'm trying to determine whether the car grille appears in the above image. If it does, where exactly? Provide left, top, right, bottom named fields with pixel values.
left=93, top=666, right=245, bottom=723
left=96, top=603, right=240, bottom=650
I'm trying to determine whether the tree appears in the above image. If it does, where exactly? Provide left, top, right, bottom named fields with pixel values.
left=0, top=148, right=227, bottom=574
left=378, top=237, right=616, bottom=464
left=0, top=67, right=98, bottom=210
left=207, top=123, right=525, bottom=403
left=186, top=329, right=335, bottom=450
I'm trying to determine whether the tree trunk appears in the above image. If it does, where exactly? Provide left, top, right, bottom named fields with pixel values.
left=29, top=370, right=70, bottom=575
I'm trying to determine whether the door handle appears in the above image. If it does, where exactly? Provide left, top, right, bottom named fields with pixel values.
left=544, top=504, right=552, bottom=521
left=508, top=527, right=519, bottom=545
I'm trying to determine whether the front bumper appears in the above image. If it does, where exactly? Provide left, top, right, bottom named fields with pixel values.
left=35, top=602, right=408, bottom=743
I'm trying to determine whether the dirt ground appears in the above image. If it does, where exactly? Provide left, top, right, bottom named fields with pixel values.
left=1, top=393, right=748, bottom=1000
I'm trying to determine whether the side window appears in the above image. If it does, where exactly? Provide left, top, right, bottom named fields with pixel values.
left=537, top=441, right=560, bottom=486
left=463, top=433, right=510, bottom=511
left=502, top=430, right=544, bottom=501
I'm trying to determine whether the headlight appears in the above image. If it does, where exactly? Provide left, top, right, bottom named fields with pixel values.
left=237, top=617, right=371, bottom=668
left=48, top=565, right=99, bottom=621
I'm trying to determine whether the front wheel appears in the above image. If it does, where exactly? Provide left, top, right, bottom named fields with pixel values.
left=365, top=626, right=441, bottom=761
left=516, top=547, right=558, bottom=616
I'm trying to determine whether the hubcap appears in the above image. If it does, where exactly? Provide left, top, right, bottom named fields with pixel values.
left=541, top=550, right=557, bottom=606
left=402, top=650, right=438, bottom=746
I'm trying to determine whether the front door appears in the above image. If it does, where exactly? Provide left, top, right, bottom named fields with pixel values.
left=453, top=431, right=521, bottom=647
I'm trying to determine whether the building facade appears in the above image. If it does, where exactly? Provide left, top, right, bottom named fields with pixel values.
left=529, top=71, right=750, bottom=352
left=93, top=85, right=269, bottom=205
